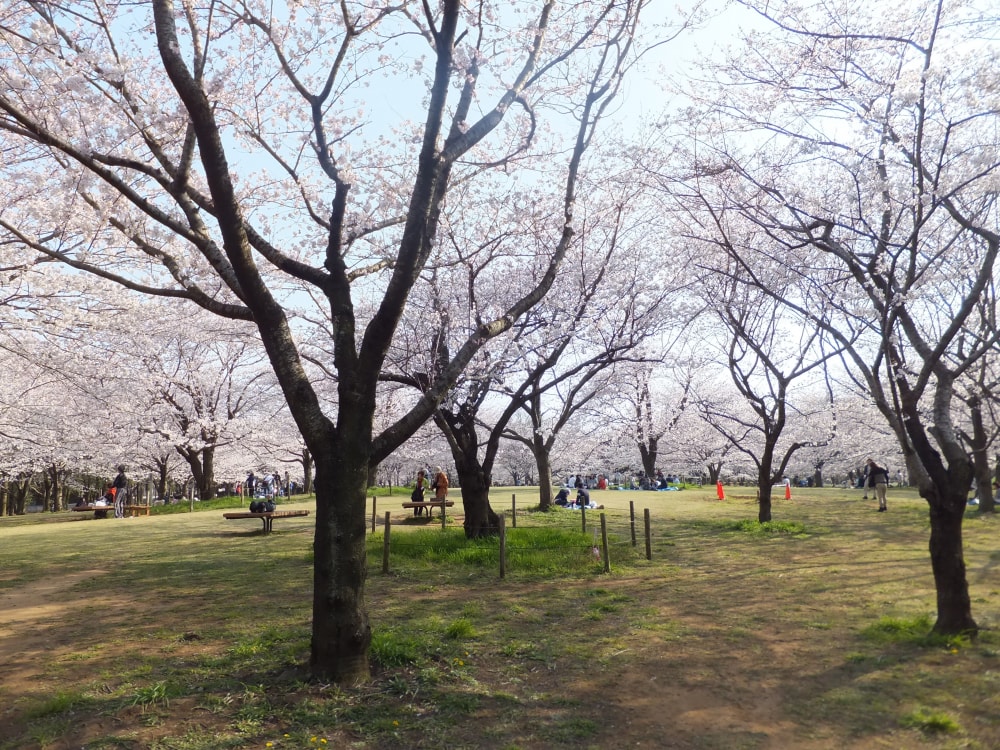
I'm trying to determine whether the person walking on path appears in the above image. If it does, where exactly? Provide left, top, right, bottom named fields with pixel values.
left=866, top=458, right=890, bottom=512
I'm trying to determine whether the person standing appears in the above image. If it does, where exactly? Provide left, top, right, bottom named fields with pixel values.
left=866, top=458, right=890, bottom=512
left=112, top=465, right=127, bottom=518
left=246, top=471, right=257, bottom=498
left=432, top=467, right=449, bottom=502
left=411, top=469, right=427, bottom=516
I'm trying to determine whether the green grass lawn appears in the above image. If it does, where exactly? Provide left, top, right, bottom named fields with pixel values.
left=2, top=485, right=999, bottom=749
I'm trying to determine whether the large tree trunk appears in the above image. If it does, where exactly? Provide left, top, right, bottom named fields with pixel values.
left=175, top=445, right=215, bottom=500
left=706, top=462, right=722, bottom=484
left=177, top=447, right=202, bottom=499
left=757, top=482, right=773, bottom=522
left=457, top=458, right=500, bottom=538
left=638, top=438, right=658, bottom=480
left=46, top=464, right=63, bottom=512
left=434, top=411, right=500, bottom=537
left=901, top=388, right=978, bottom=637
left=154, top=456, right=170, bottom=504
left=812, top=460, right=825, bottom=488
left=301, top=447, right=313, bottom=495
left=437, top=414, right=499, bottom=537
left=201, top=447, right=215, bottom=500
left=927, top=488, right=977, bottom=633
left=532, top=434, right=555, bottom=511
left=11, top=478, right=30, bottom=515
left=756, top=442, right=778, bottom=522
left=309, top=436, right=371, bottom=683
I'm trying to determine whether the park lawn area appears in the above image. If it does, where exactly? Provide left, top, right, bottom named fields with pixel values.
left=2, top=486, right=1000, bottom=749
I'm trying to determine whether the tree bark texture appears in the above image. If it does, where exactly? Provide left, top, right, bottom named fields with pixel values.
left=459, top=463, right=500, bottom=539
left=439, top=416, right=498, bottom=538
left=757, top=484, right=773, bottom=523
left=309, top=442, right=371, bottom=683
left=301, top=448, right=313, bottom=495
left=639, top=440, right=658, bottom=481
left=533, top=434, right=554, bottom=511
left=927, top=494, right=977, bottom=634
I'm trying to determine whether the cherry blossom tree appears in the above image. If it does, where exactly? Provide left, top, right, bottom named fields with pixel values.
left=697, top=274, right=841, bottom=520
left=954, top=289, right=1000, bottom=511
left=604, top=361, right=700, bottom=484
left=398, top=189, right=677, bottom=521
left=136, top=323, right=279, bottom=501
left=669, top=0, right=999, bottom=633
left=665, top=404, right=732, bottom=483
left=0, top=1, right=652, bottom=681
left=790, top=392, right=896, bottom=487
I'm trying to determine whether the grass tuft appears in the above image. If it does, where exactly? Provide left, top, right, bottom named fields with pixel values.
left=22, top=691, right=84, bottom=720
left=370, top=628, right=440, bottom=668
left=131, top=680, right=176, bottom=712
left=900, top=707, right=961, bottom=734
left=444, top=617, right=478, bottom=639
left=862, top=614, right=933, bottom=641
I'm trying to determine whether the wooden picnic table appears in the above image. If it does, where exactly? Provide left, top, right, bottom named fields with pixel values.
left=401, top=500, right=455, bottom=517
left=223, top=509, right=310, bottom=534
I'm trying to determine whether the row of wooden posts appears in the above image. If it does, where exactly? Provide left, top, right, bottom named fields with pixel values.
left=369, top=494, right=654, bottom=578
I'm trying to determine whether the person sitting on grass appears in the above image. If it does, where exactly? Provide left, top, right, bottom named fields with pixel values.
left=574, top=488, right=603, bottom=509
left=554, top=488, right=571, bottom=506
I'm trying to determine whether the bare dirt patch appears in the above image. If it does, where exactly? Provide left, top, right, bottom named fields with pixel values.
left=0, top=571, right=128, bottom=686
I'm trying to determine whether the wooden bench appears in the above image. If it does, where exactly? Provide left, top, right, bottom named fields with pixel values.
left=124, top=505, right=151, bottom=517
left=402, top=501, right=454, bottom=517
left=71, top=504, right=113, bottom=518
left=223, top=509, right=310, bottom=534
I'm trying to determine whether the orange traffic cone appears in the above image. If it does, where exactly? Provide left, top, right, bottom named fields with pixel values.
left=785, top=481, right=791, bottom=500
left=716, top=480, right=725, bottom=501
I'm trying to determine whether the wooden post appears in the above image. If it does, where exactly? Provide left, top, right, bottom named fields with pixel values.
left=580, top=505, right=586, bottom=534
left=629, top=500, right=636, bottom=546
left=600, top=513, right=610, bottom=573
left=371, top=496, right=377, bottom=533
left=499, top=513, right=507, bottom=579
left=511, top=493, right=517, bottom=528
left=644, top=508, right=652, bottom=560
left=382, top=511, right=391, bottom=574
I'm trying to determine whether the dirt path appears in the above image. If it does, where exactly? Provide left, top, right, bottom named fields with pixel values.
left=0, top=571, right=122, bottom=686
